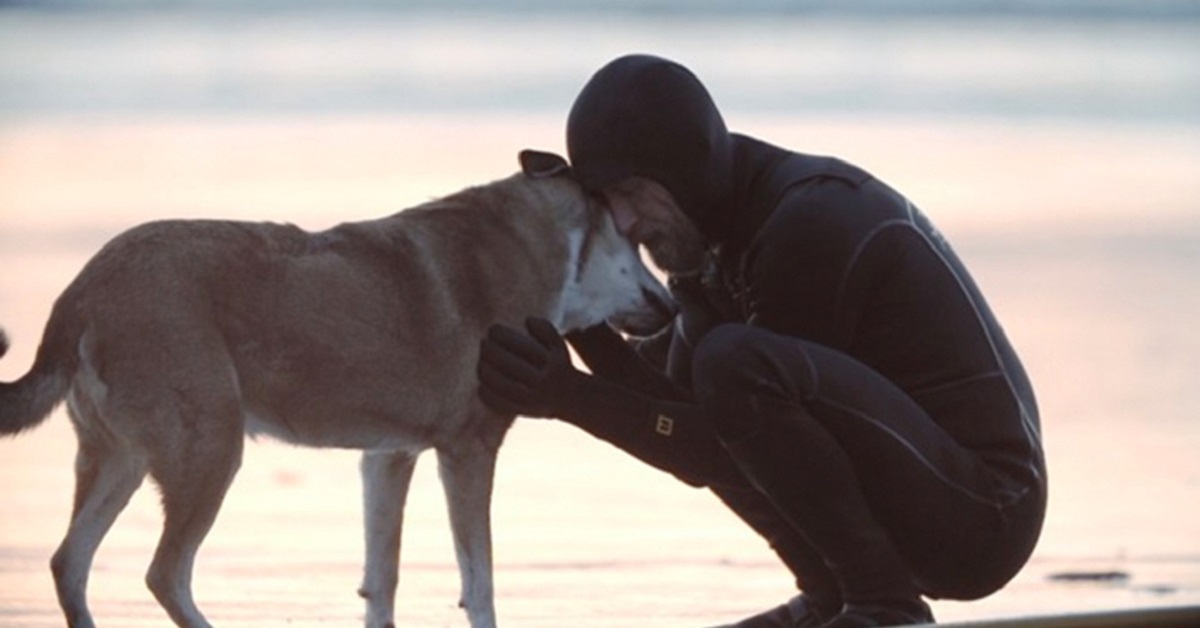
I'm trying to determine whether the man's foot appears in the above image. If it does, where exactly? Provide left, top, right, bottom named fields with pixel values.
left=709, top=594, right=834, bottom=628
left=817, top=599, right=934, bottom=627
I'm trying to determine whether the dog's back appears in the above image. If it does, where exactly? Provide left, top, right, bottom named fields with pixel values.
left=4, top=172, right=581, bottom=447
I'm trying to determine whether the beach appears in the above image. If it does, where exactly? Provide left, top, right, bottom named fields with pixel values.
left=2, top=4, right=1200, bottom=626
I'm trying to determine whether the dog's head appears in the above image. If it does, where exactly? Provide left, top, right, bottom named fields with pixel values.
left=520, top=150, right=676, bottom=337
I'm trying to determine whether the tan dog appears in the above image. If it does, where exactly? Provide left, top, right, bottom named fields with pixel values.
left=0, top=150, right=675, bottom=628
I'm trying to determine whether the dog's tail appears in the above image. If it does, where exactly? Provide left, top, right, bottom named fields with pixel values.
left=1, top=326, right=72, bottom=436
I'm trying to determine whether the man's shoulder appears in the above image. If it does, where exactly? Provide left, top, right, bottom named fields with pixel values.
left=733, top=133, right=874, bottom=189
left=728, top=134, right=893, bottom=257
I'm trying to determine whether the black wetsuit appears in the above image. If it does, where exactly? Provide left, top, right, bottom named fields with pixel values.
left=482, top=54, right=1047, bottom=618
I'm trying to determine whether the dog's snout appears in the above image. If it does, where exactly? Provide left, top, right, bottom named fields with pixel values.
left=607, top=284, right=676, bottom=338
left=644, top=286, right=679, bottom=321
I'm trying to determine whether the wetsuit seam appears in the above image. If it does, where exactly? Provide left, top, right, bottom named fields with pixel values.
left=833, top=218, right=909, bottom=314
left=814, top=393, right=1023, bottom=509
left=797, top=339, right=821, bottom=402
left=901, top=199, right=1044, bottom=483
left=909, top=370, right=1006, bottom=397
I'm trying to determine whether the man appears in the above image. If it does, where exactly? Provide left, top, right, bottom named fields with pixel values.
left=477, top=54, right=1046, bottom=627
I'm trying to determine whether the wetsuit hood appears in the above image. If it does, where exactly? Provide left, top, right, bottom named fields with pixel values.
left=567, top=54, right=734, bottom=241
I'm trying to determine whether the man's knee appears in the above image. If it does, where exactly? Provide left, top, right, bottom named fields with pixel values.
left=692, top=323, right=766, bottom=393
left=691, top=324, right=784, bottom=438
left=693, top=324, right=821, bottom=437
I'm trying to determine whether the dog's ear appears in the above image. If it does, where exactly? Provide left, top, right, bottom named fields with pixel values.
left=519, top=149, right=571, bottom=179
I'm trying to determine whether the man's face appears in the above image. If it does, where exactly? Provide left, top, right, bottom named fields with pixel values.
left=603, top=177, right=707, bottom=275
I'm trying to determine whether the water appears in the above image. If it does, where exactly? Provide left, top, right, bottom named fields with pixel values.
left=1, top=3, right=1199, bottom=626
left=2, top=4, right=1198, bottom=121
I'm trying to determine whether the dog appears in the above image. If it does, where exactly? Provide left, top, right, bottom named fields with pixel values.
left=0, top=149, right=675, bottom=628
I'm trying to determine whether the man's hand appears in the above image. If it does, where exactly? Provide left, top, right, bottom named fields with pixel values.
left=669, top=274, right=721, bottom=349
left=666, top=262, right=740, bottom=390
left=477, top=317, right=584, bottom=418
left=668, top=251, right=739, bottom=349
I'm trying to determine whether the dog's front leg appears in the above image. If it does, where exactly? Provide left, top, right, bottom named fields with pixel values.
left=436, top=443, right=500, bottom=628
left=358, top=450, right=419, bottom=628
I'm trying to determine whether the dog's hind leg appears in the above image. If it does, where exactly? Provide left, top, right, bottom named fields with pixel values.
left=142, top=392, right=244, bottom=628
left=51, top=390, right=148, bottom=628
left=358, top=449, right=419, bottom=628
left=437, top=442, right=500, bottom=628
